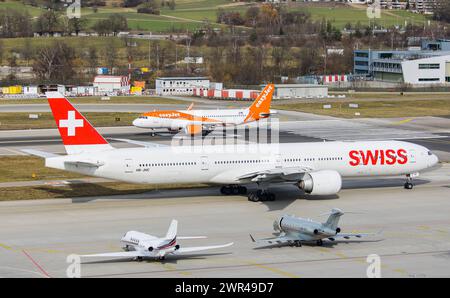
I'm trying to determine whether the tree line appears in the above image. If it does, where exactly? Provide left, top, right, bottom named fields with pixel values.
left=0, top=8, right=129, bottom=38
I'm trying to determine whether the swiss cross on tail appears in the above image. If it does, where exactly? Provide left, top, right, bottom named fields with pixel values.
left=46, top=92, right=109, bottom=149
left=59, top=111, right=84, bottom=136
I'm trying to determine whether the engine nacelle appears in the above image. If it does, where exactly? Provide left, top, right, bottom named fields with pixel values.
left=297, top=170, right=342, bottom=195
left=184, top=124, right=203, bottom=135
left=148, top=246, right=154, bottom=252
left=336, top=227, right=341, bottom=234
left=175, top=245, right=180, bottom=250
left=273, top=219, right=282, bottom=232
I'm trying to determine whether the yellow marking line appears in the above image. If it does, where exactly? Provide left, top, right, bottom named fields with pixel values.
left=161, top=262, right=192, bottom=276
left=0, top=243, right=13, bottom=251
left=245, top=261, right=299, bottom=278
left=390, top=118, right=414, bottom=125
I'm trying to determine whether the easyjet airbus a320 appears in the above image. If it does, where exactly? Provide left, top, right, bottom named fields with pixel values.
left=23, top=92, right=438, bottom=202
left=132, top=84, right=275, bottom=136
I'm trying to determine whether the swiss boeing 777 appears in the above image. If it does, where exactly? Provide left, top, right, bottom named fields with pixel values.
left=22, top=92, right=438, bottom=202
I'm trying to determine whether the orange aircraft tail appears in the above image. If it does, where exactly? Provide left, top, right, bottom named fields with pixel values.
left=244, top=84, right=274, bottom=123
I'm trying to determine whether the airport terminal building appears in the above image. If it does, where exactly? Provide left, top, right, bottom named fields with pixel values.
left=155, top=77, right=210, bottom=96
left=354, top=39, right=450, bottom=85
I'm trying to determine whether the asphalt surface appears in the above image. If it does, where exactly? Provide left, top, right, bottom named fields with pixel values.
left=0, top=104, right=449, bottom=278
left=1, top=112, right=449, bottom=161
left=0, top=164, right=448, bottom=278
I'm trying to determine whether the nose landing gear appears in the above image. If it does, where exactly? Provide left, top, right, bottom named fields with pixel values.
left=404, top=174, right=414, bottom=189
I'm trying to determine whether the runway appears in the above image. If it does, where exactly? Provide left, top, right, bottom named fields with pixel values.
left=1, top=113, right=449, bottom=161
left=0, top=164, right=449, bottom=278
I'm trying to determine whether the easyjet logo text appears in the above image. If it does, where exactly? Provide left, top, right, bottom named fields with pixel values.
left=159, top=113, right=180, bottom=118
left=255, top=85, right=273, bottom=108
left=349, top=149, right=408, bottom=166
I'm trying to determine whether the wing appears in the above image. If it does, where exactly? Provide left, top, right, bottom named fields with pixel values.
left=175, top=242, right=233, bottom=254
left=249, top=234, right=303, bottom=246
left=110, top=138, right=168, bottom=148
left=334, top=231, right=381, bottom=239
left=80, top=251, right=149, bottom=258
left=236, top=166, right=313, bottom=183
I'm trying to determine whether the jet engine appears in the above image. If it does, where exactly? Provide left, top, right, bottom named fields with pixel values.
left=336, top=227, right=341, bottom=234
left=184, top=124, right=203, bottom=136
left=273, top=218, right=282, bottom=232
left=297, top=170, right=342, bottom=195
left=175, top=245, right=180, bottom=250
left=148, top=246, right=154, bottom=252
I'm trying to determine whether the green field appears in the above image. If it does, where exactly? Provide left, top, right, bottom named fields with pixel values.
left=0, top=0, right=244, bottom=32
left=0, top=156, right=82, bottom=183
left=274, top=98, right=450, bottom=119
left=298, top=5, right=432, bottom=29
left=0, top=112, right=140, bottom=130
left=0, top=0, right=43, bottom=16
left=0, top=1, right=434, bottom=32
left=0, top=156, right=207, bottom=201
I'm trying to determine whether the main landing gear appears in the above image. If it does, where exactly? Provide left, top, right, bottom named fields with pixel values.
left=247, top=190, right=276, bottom=202
left=292, top=241, right=302, bottom=247
left=220, top=185, right=247, bottom=195
left=220, top=184, right=276, bottom=202
left=316, top=239, right=323, bottom=246
left=404, top=174, right=414, bottom=189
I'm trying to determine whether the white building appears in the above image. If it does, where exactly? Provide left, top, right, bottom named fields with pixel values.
left=402, top=55, right=450, bottom=85
left=273, top=84, right=329, bottom=99
left=93, top=75, right=130, bottom=95
left=155, top=77, right=210, bottom=96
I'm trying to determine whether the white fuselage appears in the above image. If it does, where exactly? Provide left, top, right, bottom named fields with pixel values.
left=46, top=140, right=438, bottom=185
left=133, top=109, right=253, bottom=130
left=121, top=231, right=177, bottom=257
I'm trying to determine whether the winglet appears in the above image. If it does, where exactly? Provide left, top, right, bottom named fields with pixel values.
left=249, top=234, right=256, bottom=242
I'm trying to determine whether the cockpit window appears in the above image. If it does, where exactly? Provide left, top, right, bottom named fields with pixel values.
left=428, top=151, right=433, bottom=156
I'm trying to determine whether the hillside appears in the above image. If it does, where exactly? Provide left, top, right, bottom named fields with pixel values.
left=0, top=0, right=434, bottom=33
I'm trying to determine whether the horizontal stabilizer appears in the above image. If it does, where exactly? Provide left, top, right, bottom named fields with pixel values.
left=65, top=160, right=104, bottom=168
left=21, top=149, right=59, bottom=159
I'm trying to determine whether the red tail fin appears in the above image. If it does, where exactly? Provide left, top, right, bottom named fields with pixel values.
left=46, top=92, right=112, bottom=154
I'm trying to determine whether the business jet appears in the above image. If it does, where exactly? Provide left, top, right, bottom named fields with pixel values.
left=22, top=92, right=438, bottom=202
left=250, top=208, right=379, bottom=247
left=80, top=220, right=233, bottom=261
left=132, top=84, right=275, bottom=136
